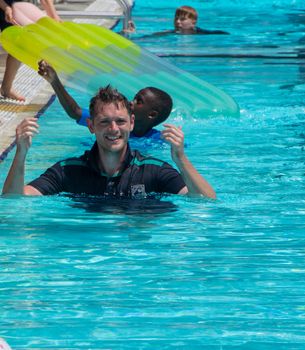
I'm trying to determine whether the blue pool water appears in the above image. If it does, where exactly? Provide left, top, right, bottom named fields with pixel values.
left=1, top=0, right=305, bottom=348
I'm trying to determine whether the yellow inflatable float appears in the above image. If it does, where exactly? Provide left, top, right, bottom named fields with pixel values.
left=1, top=15, right=239, bottom=118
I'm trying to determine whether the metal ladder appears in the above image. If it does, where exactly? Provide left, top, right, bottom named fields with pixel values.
left=36, top=0, right=133, bottom=31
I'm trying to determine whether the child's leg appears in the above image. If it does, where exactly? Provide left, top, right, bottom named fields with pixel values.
left=0, top=54, right=25, bottom=101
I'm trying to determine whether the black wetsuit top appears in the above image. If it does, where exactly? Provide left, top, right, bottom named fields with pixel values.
left=195, top=27, right=229, bottom=35
left=145, top=27, right=229, bottom=37
left=28, top=143, right=186, bottom=198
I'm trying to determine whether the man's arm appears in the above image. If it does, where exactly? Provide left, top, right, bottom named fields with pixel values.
left=38, top=60, right=83, bottom=122
left=161, top=124, right=216, bottom=199
left=2, top=118, right=42, bottom=196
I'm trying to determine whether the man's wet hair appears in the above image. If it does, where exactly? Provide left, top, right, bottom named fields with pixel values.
left=144, top=87, right=173, bottom=126
left=89, top=85, right=132, bottom=119
left=175, top=6, right=198, bottom=21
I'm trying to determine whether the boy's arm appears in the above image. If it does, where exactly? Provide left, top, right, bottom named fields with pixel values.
left=2, top=118, right=42, bottom=196
left=161, top=124, right=216, bottom=199
left=38, top=60, right=83, bottom=122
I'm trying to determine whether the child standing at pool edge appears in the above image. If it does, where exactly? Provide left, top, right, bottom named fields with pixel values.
left=0, top=0, right=61, bottom=101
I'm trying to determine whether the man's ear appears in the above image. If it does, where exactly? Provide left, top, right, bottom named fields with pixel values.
left=86, top=118, right=95, bottom=134
left=130, top=113, right=135, bottom=131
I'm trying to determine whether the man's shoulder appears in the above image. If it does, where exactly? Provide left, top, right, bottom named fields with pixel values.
left=56, top=144, right=99, bottom=173
left=130, top=150, right=169, bottom=168
left=58, top=157, right=87, bottom=168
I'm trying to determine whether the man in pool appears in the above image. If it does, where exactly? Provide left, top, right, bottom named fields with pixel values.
left=2, top=85, right=216, bottom=199
left=38, top=60, right=172, bottom=141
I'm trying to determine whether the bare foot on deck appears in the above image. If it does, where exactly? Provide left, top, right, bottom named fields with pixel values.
left=1, top=88, right=25, bottom=102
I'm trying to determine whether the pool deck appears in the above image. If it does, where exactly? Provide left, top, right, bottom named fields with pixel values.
left=0, top=0, right=131, bottom=161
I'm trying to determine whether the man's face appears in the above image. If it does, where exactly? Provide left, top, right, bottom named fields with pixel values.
left=88, top=102, right=134, bottom=153
left=131, top=89, right=156, bottom=125
left=174, top=15, right=196, bottom=32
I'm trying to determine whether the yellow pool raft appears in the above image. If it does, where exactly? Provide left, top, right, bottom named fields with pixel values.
left=1, top=17, right=240, bottom=118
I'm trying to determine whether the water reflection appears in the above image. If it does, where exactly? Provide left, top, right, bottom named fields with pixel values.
left=67, top=195, right=178, bottom=216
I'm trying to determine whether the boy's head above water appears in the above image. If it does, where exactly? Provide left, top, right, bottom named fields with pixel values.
left=132, top=87, right=173, bottom=127
left=174, top=6, right=198, bottom=33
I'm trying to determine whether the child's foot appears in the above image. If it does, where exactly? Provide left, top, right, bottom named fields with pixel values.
left=1, top=88, right=25, bottom=102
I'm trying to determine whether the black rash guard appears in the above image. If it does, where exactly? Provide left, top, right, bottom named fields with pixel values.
left=29, top=143, right=186, bottom=198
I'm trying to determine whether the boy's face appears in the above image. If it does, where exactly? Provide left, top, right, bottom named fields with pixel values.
left=174, top=15, right=196, bottom=32
left=131, top=89, right=156, bottom=125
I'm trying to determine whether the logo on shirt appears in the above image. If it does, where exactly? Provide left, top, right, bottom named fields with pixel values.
left=131, top=184, right=146, bottom=199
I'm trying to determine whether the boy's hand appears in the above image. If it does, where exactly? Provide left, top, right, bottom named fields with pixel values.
left=38, top=60, right=57, bottom=83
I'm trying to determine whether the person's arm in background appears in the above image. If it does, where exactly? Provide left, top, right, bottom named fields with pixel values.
left=162, top=123, right=216, bottom=199
left=40, top=0, right=61, bottom=21
left=0, top=0, right=18, bottom=24
left=2, top=118, right=42, bottom=196
left=38, top=60, right=83, bottom=122
left=120, top=20, right=136, bottom=36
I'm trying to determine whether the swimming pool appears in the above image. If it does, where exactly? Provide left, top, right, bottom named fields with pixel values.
left=1, top=0, right=305, bottom=348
